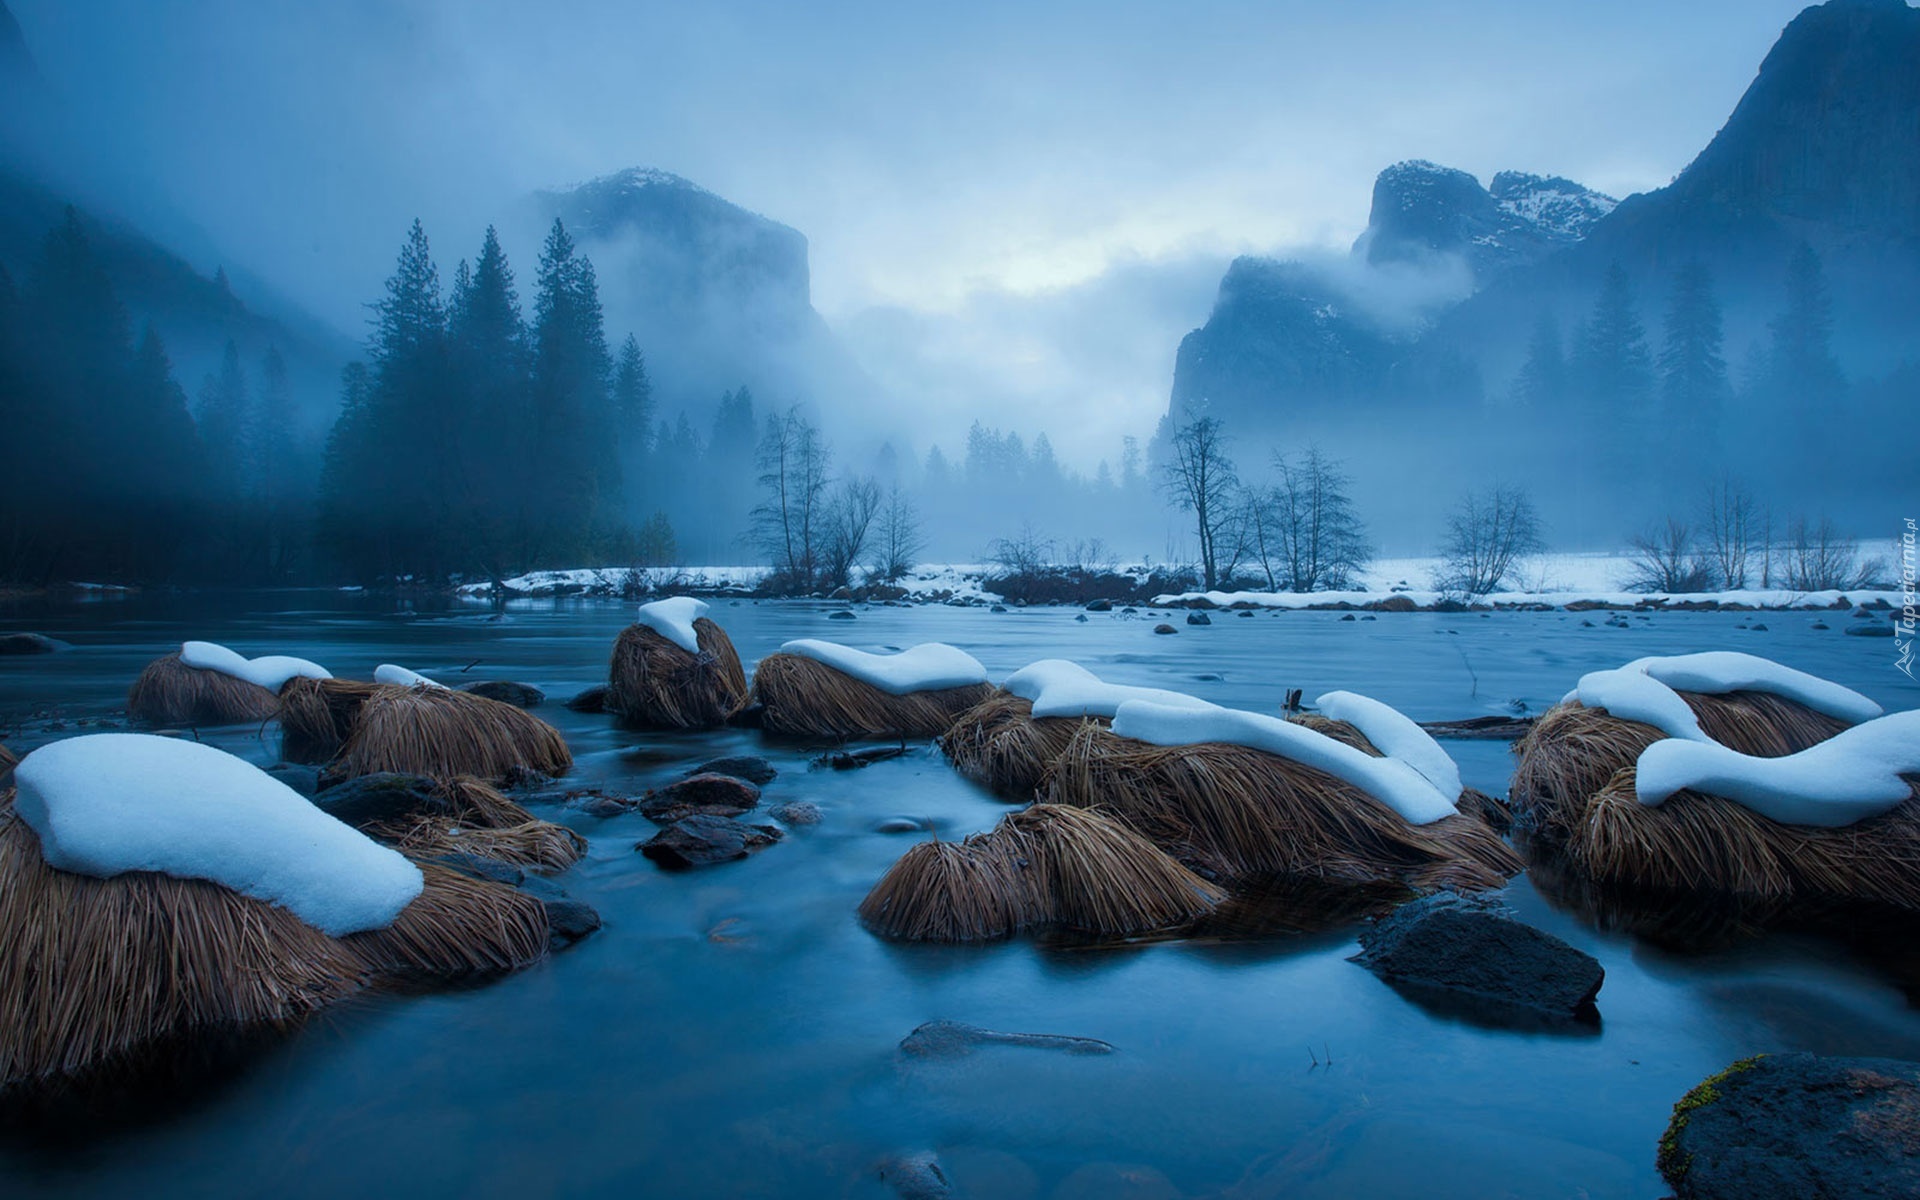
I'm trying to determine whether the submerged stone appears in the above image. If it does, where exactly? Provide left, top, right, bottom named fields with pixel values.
left=0, top=633, right=66, bottom=655
left=460, top=680, right=545, bottom=708
left=769, top=801, right=822, bottom=826
left=312, top=771, right=444, bottom=826
left=898, top=1019, right=1114, bottom=1060
left=566, top=685, right=611, bottom=713
left=878, top=1151, right=951, bottom=1200
left=639, top=773, right=761, bottom=822
left=689, top=754, right=777, bottom=785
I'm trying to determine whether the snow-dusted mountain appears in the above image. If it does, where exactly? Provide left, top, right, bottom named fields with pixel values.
left=1354, top=160, right=1616, bottom=282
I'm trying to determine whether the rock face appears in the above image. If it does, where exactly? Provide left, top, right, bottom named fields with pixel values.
left=1352, top=893, right=1603, bottom=1023
left=1356, top=160, right=1615, bottom=280
left=460, top=680, right=545, bottom=708
left=311, top=772, right=445, bottom=826
left=639, top=773, right=761, bottom=822
left=1659, top=1053, right=1920, bottom=1199
left=639, top=813, right=782, bottom=868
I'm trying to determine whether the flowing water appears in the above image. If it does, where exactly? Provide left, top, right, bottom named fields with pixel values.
left=0, top=593, right=1916, bottom=1199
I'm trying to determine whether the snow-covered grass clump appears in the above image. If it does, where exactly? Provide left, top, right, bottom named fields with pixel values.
left=1571, top=652, right=1883, bottom=740
left=1315, top=690, right=1462, bottom=799
left=373, top=664, right=446, bottom=689
left=779, top=640, right=988, bottom=696
left=180, top=640, right=330, bottom=690
left=1636, top=710, right=1920, bottom=827
left=13, top=734, right=422, bottom=935
left=635, top=596, right=709, bottom=654
left=1111, top=700, right=1458, bottom=824
left=1004, top=659, right=1215, bottom=719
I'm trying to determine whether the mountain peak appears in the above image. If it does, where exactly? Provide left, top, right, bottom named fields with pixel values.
left=1355, top=160, right=1612, bottom=281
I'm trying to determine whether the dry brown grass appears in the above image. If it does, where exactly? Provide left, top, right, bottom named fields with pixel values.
left=358, top=776, right=586, bottom=874
left=1045, top=724, right=1521, bottom=892
left=0, top=784, right=551, bottom=1090
left=1569, top=767, right=1920, bottom=908
left=0, top=796, right=365, bottom=1088
left=0, top=744, right=14, bottom=790
left=126, top=653, right=281, bottom=727
left=859, top=804, right=1223, bottom=942
left=277, top=677, right=381, bottom=764
left=753, top=652, right=994, bottom=740
left=1293, top=714, right=1512, bottom=832
left=940, top=691, right=1093, bottom=801
left=323, top=685, right=572, bottom=783
left=1510, top=690, right=1853, bottom=843
left=607, top=619, right=749, bottom=730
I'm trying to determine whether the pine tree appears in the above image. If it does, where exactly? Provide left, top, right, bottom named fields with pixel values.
left=448, top=225, right=528, bottom=576
left=1572, top=263, right=1655, bottom=493
left=1766, top=242, right=1846, bottom=467
left=1656, top=260, right=1730, bottom=474
left=612, top=334, right=654, bottom=520
left=529, top=219, right=617, bottom=560
left=1511, top=314, right=1565, bottom=409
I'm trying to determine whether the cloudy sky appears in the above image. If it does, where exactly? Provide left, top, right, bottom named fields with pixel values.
left=14, top=0, right=1815, bottom=468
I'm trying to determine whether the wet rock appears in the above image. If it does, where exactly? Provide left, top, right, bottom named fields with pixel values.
left=1845, top=621, right=1894, bottom=638
left=1749, top=623, right=1769, bottom=632
left=0, top=633, right=65, bottom=655
left=1152, top=623, right=1178, bottom=635
left=899, top=1019, right=1114, bottom=1060
left=312, top=772, right=445, bottom=825
left=1811, top=621, right=1831, bottom=630
left=1237, top=610, right=1255, bottom=617
left=829, top=586, right=854, bottom=600
left=1185, top=611, right=1211, bottom=626
left=1339, top=613, right=1356, bottom=621
left=542, top=897, right=602, bottom=947
left=1659, top=1053, right=1920, bottom=1199
left=690, top=755, right=777, bottom=785
left=827, top=610, right=857, bottom=620
left=1360, top=614, right=1377, bottom=621
left=1084, top=599, right=1113, bottom=612
left=460, top=680, right=545, bottom=708
left=573, top=791, right=637, bottom=819
left=265, top=763, right=321, bottom=797
left=989, top=604, right=1009, bottom=613
left=640, top=773, right=762, bottom=822
left=1353, top=892, right=1603, bottom=1024
left=566, top=685, right=611, bottom=713
left=769, top=800, right=822, bottom=826
left=874, top=816, right=932, bottom=834
left=425, top=853, right=524, bottom=886
left=1075, top=613, right=1089, bottom=623
left=639, top=814, right=783, bottom=868
left=620, top=745, right=690, bottom=767
left=878, top=1151, right=951, bottom=1200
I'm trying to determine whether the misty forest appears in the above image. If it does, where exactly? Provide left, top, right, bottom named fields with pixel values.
left=1, top=3, right=1918, bottom=1199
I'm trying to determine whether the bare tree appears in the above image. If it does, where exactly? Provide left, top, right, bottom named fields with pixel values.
left=1700, top=478, right=1759, bottom=589
left=1239, top=484, right=1282, bottom=590
left=1436, top=485, right=1546, bottom=597
left=989, top=521, right=1053, bottom=577
left=1626, top=518, right=1714, bottom=592
left=750, top=407, right=832, bottom=591
left=1271, top=447, right=1371, bottom=592
left=1159, top=415, right=1238, bottom=589
left=1784, top=515, right=1867, bottom=591
left=869, top=484, right=925, bottom=582
left=819, top=475, right=882, bottom=590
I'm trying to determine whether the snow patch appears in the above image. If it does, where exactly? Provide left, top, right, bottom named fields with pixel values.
left=636, top=596, right=710, bottom=655
left=1004, top=659, right=1215, bottom=720
left=1635, top=710, right=1920, bottom=827
left=179, top=640, right=331, bottom=692
left=13, top=734, right=423, bottom=936
left=1315, top=690, right=1462, bottom=799
left=779, top=640, right=988, bottom=696
left=1110, top=701, right=1458, bottom=825
left=1613, top=652, right=1881, bottom=724
left=374, top=664, right=445, bottom=689
left=1574, top=668, right=1709, bottom=741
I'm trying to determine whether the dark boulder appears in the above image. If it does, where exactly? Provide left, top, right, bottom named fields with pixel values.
left=827, top=610, right=857, bottom=620
left=1085, top=599, right=1113, bottom=612
left=0, top=633, right=65, bottom=655
left=1352, top=893, right=1603, bottom=1025
left=639, top=773, right=761, bottom=822
left=1845, top=621, right=1894, bottom=638
left=1152, top=623, right=1178, bottom=635
left=566, top=685, right=612, bottom=713
left=541, top=897, right=602, bottom=947
left=899, top=1019, right=1114, bottom=1060
left=312, top=772, right=445, bottom=826
left=1185, top=612, right=1211, bottom=626
left=1659, top=1053, right=1920, bottom=1199
left=639, top=814, right=783, bottom=868
left=460, top=680, right=545, bottom=708
left=689, top=754, right=777, bottom=785
left=878, top=1151, right=951, bottom=1200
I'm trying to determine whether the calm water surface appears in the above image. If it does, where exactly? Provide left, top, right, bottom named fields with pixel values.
left=1, top=594, right=1916, bottom=1199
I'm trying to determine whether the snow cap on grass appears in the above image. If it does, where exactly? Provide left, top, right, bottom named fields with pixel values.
left=374, top=664, right=446, bottom=689
left=779, top=640, right=988, bottom=696
left=1111, top=700, right=1458, bottom=824
left=12, top=733, right=423, bottom=935
left=1314, top=690, right=1462, bottom=799
left=1636, top=710, right=1920, bottom=827
left=636, top=597, right=710, bottom=655
left=1005, top=659, right=1216, bottom=720
left=1565, top=651, right=1881, bottom=723
left=179, top=640, right=331, bottom=691
left=1573, top=668, right=1709, bottom=742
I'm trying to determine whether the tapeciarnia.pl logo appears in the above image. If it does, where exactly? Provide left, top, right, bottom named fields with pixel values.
left=1898, top=517, right=1915, bottom=679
